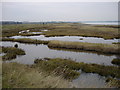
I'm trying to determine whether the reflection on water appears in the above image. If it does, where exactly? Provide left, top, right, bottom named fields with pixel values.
left=72, top=72, right=109, bottom=88
left=2, top=41, right=117, bottom=65
left=10, top=35, right=119, bottom=44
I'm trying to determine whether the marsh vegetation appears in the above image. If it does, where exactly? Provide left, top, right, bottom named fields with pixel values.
left=3, top=58, right=120, bottom=88
left=3, top=62, right=70, bottom=88
left=34, top=58, right=120, bottom=78
left=111, top=58, right=120, bottom=66
left=2, top=46, right=25, bottom=60
left=48, top=40, right=120, bottom=54
left=2, top=38, right=49, bottom=45
left=2, top=23, right=120, bottom=39
left=1, top=23, right=120, bottom=88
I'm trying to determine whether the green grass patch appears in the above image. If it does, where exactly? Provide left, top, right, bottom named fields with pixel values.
left=48, top=40, right=120, bottom=54
left=111, top=58, right=120, bottom=66
left=2, top=46, right=25, bottom=60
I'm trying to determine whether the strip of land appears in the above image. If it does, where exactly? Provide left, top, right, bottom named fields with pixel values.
left=2, top=38, right=49, bottom=45
left=2, top=23, right=120, bottom=39
left=2, top=38, right=120, bottom=54
left=48, top=40, right=120, bottom=54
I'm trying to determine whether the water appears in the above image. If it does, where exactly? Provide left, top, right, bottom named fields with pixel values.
left=2, top=41, right=117, bottom=88
left=2, top=41, right=117, bottom=65
left=72, top=72, right=108, bottom=88
left=10, top=35, right=119, bottom=44
left=81, top=21, right=119, bottom=25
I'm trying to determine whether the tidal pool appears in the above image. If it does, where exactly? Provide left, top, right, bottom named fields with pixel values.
left=10, top=35, right=119, bottom=44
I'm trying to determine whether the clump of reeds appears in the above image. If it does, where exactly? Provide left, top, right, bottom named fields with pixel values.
left=34, top=58, right=81, bottom=80
left=2, top=46, right=25, bottom=60
left=78, top=62, right=120, bottom=78
left=48, top=40, right=120, bottom=54
left=106, top=78, right=120, bottom=88
left=111, top=58, right=120, bottom=66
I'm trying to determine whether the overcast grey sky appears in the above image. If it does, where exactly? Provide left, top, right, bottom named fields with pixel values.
left=2, top=2, right=118, bottom=22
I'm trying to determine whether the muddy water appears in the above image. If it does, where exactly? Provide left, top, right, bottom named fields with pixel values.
left=2, top=41, right=117, bottom=88
left=10, top=35, right=119, bottom=44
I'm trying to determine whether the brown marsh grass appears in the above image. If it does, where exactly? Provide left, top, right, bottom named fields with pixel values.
left=48, top=40, right=120, bottom=54
left=2, top=23, right=120, bottom=39
left=3, top=62, right=70, bottom=88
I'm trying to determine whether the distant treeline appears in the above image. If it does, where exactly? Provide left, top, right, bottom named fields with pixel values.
left=1, top=21, right=119, bottom=25
left=0, top=21, right=71, bottom=25
left=1, top=21, right=22, bottom=25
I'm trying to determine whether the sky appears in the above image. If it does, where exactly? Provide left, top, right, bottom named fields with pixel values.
left=1, top=1, right=119, bottom=22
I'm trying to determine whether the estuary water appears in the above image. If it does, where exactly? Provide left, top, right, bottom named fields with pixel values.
left=10, top=35, right=119, bottom=44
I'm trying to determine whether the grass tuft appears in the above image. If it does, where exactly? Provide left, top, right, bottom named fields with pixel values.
left=111, top=58, right=120, bottom=66
left=34, top=58, right=81, bottom=80
left=2, top=46, right=25, bottom=60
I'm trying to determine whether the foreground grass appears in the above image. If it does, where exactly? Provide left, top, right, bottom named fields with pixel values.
left=111, top=58, right=120, bottom=66
left=106, top=78, right=120, bottom=88
left=3, top=62, right=70, bottom=88
left=0, top=56, right=2, bottom=89
left=2, top=23, right=120, bottom=39
left=2, top=46, right=25, bottom=60
left=2, top=57, right=120, bottom=88
left=48, top=40, right=120, bottom=54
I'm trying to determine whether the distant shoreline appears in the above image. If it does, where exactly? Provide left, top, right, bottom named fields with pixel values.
left=82, top=21, right=119, bottom=25
left=1, top=21, right=119, bottom=25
